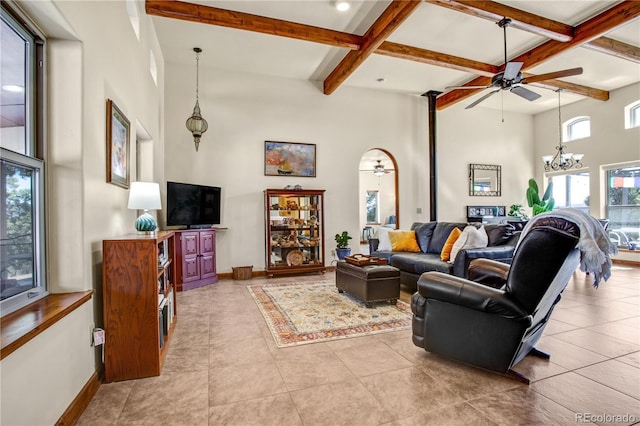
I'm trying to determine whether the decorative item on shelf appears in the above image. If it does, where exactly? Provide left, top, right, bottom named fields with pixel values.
left=128, top=181, right=162, bottom=233
left=508, top=204, right=529, bottom=220
left=526, top=178, right=555, bottom=216
left=542, top=89, right=584, bottom=172
left=185, top=47, right=208, bottom=152
left=286, top=250, right=304, bottom=266
left=335, top=231, right=352, bottom=260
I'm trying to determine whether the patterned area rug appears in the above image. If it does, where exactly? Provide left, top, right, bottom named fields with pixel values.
left=248, top=280, right=412, bottom=348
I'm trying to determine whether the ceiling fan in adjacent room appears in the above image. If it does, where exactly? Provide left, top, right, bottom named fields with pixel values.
left=359, top=160, right=394, bottom=177
left=446, top=18, right=584, bottom=109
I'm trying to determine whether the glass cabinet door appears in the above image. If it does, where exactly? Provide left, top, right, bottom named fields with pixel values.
left=265, top=189, right=325, bottom=276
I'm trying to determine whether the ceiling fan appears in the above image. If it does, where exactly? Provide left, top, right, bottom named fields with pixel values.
left=446, top=18, right=583, bottom=109
left=359, top=160, right=393, bottom=176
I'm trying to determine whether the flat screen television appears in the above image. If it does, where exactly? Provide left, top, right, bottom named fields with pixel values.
left=166, top=181, right=221, bottom=228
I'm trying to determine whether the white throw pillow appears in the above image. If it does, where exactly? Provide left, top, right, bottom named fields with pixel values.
left=449, top=226, right=488, bottom=263
left=376, top=226, right=392, bottom=251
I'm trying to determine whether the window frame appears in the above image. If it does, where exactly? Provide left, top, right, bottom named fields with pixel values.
left=1, top=3, right=47, bottom=316
left=548, top=171, right=590, bottom=212
left=624, top=100, right=640, bottom=129
left=605, top=164, right=640, bottom=248
left=563, top=116, right=591, bottom=142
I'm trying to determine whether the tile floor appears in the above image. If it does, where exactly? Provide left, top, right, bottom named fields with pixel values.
left=78, top=265, right=640, bottom=425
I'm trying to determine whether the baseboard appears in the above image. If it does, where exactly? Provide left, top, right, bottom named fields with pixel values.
left=55, top=367, right=103, bottom=426
left=217, top=266, right=336, bottom=280
left=613, top=258, right=640, bottom=266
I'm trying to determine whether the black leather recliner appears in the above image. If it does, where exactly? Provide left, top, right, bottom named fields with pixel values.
left=410, top=216, right=581, bottom=383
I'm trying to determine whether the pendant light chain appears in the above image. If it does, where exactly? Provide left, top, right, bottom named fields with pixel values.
left=195, top=48, right=200, bottom=101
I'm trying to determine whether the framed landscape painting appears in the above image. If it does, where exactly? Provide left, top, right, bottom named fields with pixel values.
left=106, top=99, right=130, bottom=189
left=264, top=141, right=316, bottom=177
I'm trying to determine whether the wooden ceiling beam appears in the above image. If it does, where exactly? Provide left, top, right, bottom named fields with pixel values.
left=523, top=74, right=610, bottom=101
left=436, top=1, right=640, bottom=109
left=424, top=0, right=574, bottom=41
left=145, top=0, right=362, bottom=50
left=583, top=37, right=640, bottom=64
left=376, top=42, right=499, bottom=77
left=322, top=0, right=422, bottom=95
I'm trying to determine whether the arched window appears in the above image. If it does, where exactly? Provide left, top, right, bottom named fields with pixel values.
left=563, top=116, right=591, bottom=141
left=624, top=100, right=640, bottom=129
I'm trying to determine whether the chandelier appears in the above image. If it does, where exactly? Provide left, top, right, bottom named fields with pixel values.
left=185, top=47, right=208, bottom=152
left=373, top=160, right=386, bottom=177
left=542, top=89, right=584, bottom=172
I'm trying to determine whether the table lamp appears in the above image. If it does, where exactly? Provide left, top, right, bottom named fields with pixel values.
left=128, top=181, right=162, bottom=233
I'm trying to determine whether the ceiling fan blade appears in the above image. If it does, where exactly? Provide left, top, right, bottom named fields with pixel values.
left=510, top=85, right=542, bottom=101
left=503, top=62, right=523, bottom=81
left=444, top=85, right=492, bottom=90
left=465, top=89, right=500, bottom=109
left=522, top=67, right=583, bottom=84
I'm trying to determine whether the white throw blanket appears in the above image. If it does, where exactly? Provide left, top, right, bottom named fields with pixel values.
left=517, top=209, right=618, bottom=287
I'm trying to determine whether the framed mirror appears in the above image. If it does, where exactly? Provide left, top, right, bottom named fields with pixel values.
left=469, top=164, right=501, bottom=196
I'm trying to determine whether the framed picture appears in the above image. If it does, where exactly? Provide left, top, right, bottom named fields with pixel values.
left=264, top=141, right=316, bottom=177
left=106, top=99, right=130, bottom=189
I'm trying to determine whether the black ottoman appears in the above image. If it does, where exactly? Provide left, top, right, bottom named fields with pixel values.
left=336, top=261, right=400, bottom=308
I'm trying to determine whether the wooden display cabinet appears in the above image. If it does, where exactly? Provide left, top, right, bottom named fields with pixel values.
left=102, top=231, right=177, bottom=382
left=265, top=188, right=325, bottom=277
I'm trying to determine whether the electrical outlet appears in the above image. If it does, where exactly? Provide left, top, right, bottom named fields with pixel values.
left=417, top=207, right=422, bottom=214
left=331, top=249, right=336, bottom=258
left=92, top=328, right=105, bottom=346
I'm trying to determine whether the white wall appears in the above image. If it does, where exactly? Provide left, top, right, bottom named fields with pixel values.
left=164, top=65, right=537, bottom=272
left=164, top=65, right=429, bottom=271
left=1, top=1, right=165, bottom=424
left=533, top=82, right=640, bottom=219
left=437, top=103, right=536, bottom=221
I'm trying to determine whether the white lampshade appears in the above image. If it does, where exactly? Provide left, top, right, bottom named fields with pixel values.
left=128, top=182, right=161, bottom=210
left=542, top=155, right=553, bottom=164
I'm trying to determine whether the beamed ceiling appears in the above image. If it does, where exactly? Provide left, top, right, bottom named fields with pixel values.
left=147, top=0, right=640, bottom=114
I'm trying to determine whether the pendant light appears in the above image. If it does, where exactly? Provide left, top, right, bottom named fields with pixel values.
left=185, top=47, right=208, bottom=152
left=542, top=89, right=584, bottom=172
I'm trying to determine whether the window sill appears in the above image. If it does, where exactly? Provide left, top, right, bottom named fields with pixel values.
left=0, top=291, right=93, bottom=361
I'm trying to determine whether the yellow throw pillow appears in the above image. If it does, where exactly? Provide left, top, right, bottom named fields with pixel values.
left=440, top=227, right=462, bottom=261
left=388, top=230, right=421, bottom=252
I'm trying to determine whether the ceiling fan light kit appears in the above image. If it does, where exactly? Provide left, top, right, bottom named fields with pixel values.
left=542, top=90, right=584, bottom=172
left=373, top=160, right=387, bottom=177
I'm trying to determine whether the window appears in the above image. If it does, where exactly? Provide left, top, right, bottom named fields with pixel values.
left=606, top=166, right=640, bottom=248
left=563, top=116, right=590, bottom=141
left=366, top=190, right=379, bottom=224
left=1, top=4, right=47, bottom=315
left=624, top=100, right=640, bottom=129
left=126, top=0, right=140, bottom=40
left=549, top=172, right=590, bottom=213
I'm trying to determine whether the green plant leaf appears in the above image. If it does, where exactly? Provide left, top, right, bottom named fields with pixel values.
left=528, top=178, right=539, bottom=194
left=526, top=187, right=540, bottom=207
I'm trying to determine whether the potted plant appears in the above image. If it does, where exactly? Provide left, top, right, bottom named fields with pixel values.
left=526, top=178, right=555, bottom=216
left=334, top=231, right=352, bottom=260
left=508, top=204, right=528, bottom=220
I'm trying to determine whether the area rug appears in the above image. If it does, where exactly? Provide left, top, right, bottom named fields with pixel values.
left=248, top=280, right=412, bottom=348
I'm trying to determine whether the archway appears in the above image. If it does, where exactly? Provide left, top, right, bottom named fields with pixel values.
left=358, top=149, right=399, bottom=244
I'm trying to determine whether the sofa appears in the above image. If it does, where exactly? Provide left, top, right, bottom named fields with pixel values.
left=368, top=222, right=520, bottom=291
